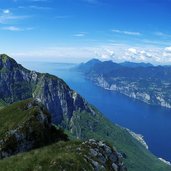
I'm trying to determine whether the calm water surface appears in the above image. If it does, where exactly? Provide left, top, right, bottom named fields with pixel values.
left=21, top=61, right=171, bottom=162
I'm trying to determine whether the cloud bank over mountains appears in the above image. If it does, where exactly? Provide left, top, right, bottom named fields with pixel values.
left=0, top=0, right=171, bottom=64
left=9, top=44, right=171, bottom=64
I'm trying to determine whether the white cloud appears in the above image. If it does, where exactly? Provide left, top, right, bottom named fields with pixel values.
left=5, top=44, right=171, bottom=64
left=3, top=9, right=10, bottom=14
left=11, top=46, right=95, bottom=60
left=141, top=39, right=171, bottom=46
left=165, top=46, right=171, bottom=52
left=90, top=45, right=171, bottom=64
left=73, top=32, right=87, bottom=37
left=1, top=26, right=33, bottom=31
left=0, top=14, right=30, bottom=24
left=155, top=32, right=171, bottom=38
left=2, top=26, right=21, bottom=31
left=0, top=7, right=31, bottom=24
left=112, top=29, right=142, bottom=36
left=125, top=48, right=154, bottom=61
left=18, top=5, right=52, bottom=10
left=162, top=47, right=171, bottom=62
left=95, top=48, right=115, bottom=60
left=128, top=48, right=137, bottom=54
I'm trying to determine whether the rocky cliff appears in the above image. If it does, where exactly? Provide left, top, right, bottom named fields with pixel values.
left=0, top=99, right=126, bottom=170
left=0, top=54, right=170, bottom=171
left=78, top=59, right=171, bottom=108
left=0, top=54, right=90, bottom=124
left=89, top=74, right=171, bottom=108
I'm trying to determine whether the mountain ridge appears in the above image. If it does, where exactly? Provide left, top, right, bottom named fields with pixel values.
left=0, top=54, right=170, bottom=170
left=77, top=59, right=171, bottom=108
left=120, top=61, right=153, bottom=67
left=0, top=54, right=90, bottom=124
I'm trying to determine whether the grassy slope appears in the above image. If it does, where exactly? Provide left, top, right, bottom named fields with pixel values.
left=70, top=108, right=171, bottom=171
left=0, top=99, right=35, bottom=139
left=0, top=100, right=170, bottom=170
left=0, top=104, right=170, bottom=171
left=0, top=141, right=93, bottom=171
left=0, top=100, right=7, bottom=110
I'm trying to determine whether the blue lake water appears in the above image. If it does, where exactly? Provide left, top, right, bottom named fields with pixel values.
left=21, top=61, right=171, bottom=162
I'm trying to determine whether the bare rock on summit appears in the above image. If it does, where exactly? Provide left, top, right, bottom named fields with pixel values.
left=80, top=139, right=127, bottom=171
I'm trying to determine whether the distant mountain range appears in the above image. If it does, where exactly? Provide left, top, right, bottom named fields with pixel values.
left=120, top=61, right=153, bottom=68
left=77, top=59, right=171, bottom=108
left=0, top=54, right=170, bottom=171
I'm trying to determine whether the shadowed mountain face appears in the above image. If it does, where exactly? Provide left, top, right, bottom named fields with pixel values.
left=77, top=59, right=171, bottom=108
left=0, top=99, right=126, bottom=171
left=0, top=54, right=171, bottom=171
left=0, top=54, right=90, bottom=124
left=0, top=99, right=69, bottom=159
left=120, top=61, right=153, bottom=68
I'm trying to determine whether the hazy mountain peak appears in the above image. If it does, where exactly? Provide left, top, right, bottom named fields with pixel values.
left=86, top=58, right=101, bottom=64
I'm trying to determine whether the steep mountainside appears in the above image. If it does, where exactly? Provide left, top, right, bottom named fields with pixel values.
left=0, top=101, right=126, bottom=171
left=0, top=54, right=90, bottom=124
left=0, top=54, right=170, bottom=170
left=0, top=99, right=68, bottom=159
left=77, top=59, right=171, bottom=108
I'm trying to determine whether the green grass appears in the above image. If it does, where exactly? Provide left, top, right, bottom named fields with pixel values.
left=69, top=107, right=171, bottom=171
left=0, top=98, right=39, bottom=139
left=0, top=95, right=170, bottom=171
left=0, top=99, right=7, bottom=110
left=0, top=99, right=70, bottom=161
left=0, top=104, right=170, bottom=171
left=0, top=141, right=93, bottom=171
left=1, top=54, right=9, bottom=63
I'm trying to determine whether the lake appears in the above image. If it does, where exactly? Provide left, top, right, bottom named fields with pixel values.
left=21, top=61, right=171, bottom=162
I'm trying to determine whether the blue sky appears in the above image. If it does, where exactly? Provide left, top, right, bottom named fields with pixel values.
left=0, top=0, right=171, bottom=63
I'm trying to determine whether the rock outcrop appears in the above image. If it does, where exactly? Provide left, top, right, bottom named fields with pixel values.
left=0, top=99, right=127, bottom=170
left=0, top=99, right=68, bottom=159
left=0, top=138, right=127, bottom=171
left=81, top=139, right=127, bottom=171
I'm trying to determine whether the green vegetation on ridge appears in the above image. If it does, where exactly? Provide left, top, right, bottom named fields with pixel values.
left=69, top=109, right=171, bottom=171
left=0, top=99, right=36, bottom=138
left=0, top=99, right=6, bottom=110
left=0, top=99, right=69, bottom=160
left=0, top=141, right=92, bottom=171
left=0, top=54, right=171, bottom=171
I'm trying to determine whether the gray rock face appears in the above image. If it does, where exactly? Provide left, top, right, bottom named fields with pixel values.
left=0, top=54, right=90, bottom=124
left=78, top=59, right=171, bottom=109
left=0, top=100, right=68, bottom=159
left=81, top=139, right=127, bottom=171
left=33, top=74, right=90, bottom=124
left=88, top=74, right=171, bottom=109
left=0, top=54, right=33, bottom=103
